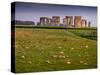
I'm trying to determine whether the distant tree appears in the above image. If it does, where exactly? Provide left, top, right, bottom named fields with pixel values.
left=37, top=22, right=40, bottom=26
left=12, top=20, right=35, bottom=25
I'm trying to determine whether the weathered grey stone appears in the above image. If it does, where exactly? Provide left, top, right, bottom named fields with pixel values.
left=88, top=21, right=91, bottom=27
left=52, top=16, right=60, bottom=26
left=64, top=16, right=73, bottom=28
left=40, top=17, right=49, bottom=25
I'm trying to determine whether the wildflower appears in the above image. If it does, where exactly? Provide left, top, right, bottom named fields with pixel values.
left=84, top=62, right=88, bottom=65
left=15, top=45, right=18, bottom=48
left=66, top=61, right=71, bottom=64
left=80, top=46, right=83, bottom=48
left=58, top=55, right=66, bottom=58
left=52, top=55, right=57, bottom=58
left=58, top=55, right=63, bottom=58
left=26, top=46, right=29, bottom=49
left=71, top=47, right=74, bottom=50
left=80, top=61, right=84, bottom=64
left=46, top=60, right=51, bottom=64
left=58, top=46, right=62, bottom=49
left=66, top=55, right=69, bottom=58
left=59, top=51, right=64, bottom=54
left=21, top=55, right=25, bottom=59
left=85, top=45, right=88, bottom=48
left=78, top=54, right=81, bottom=57
left=28, top=61, right=32, bottom=64
left=62, top=56, right=66, bottom=58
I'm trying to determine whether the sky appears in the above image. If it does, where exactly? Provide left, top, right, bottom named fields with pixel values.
left=14, top=2, right=97, bottom=27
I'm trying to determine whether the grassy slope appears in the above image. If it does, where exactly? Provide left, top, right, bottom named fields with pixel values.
left=15, top=28, right=97, bottom=73
left=68, top=29, right=97, bottom=40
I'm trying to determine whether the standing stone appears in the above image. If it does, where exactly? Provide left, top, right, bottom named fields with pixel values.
left=74, top=16, right=82, bottom=28
left=40, top=17, right=49, bottom=25
left=88, top=21, right=91, bottom=27
left=63, top=18, right=66, bottom=27
left=48, top=18, right=52, bottom=25
left=64, top=16, right=73, bottom=28
left=52, top=16, right=60, bottom=26
left=81, top=19, right=87, bottom=28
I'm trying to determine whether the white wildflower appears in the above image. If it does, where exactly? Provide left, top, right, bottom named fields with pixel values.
left=66, top=61, right=71, bottom=64
left=46, top=60, right=51, bottom=64
left=84, top=62, right=88, bottom=65
left=85, top=45, right=88, bottom=48
left=71, top=47, right=74, bottom=50
left=80, top=61, right=84, bottom=64
left=58, top=55, right=66, bottom=59
left=26, top=46, right=29, bottom=49
left=52, top=55, right=57, bottom=58
left=66, top=55, right=69, bottom=58
left=78, top=54, right=81, bottom=57
left=58, top=46, right=62, bottom=49
left=21, top=55, right=25, bottom=59
left=60, top=51, right=64, bottom=54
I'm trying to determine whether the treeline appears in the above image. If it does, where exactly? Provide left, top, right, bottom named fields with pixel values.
left=11, top=20, right=35, bottom=25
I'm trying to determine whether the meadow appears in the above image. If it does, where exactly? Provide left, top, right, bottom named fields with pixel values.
left=15, top=27, right=97, bottom=73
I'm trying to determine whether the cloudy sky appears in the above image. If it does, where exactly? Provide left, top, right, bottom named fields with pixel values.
left=14, top=2, right=97, bottom=27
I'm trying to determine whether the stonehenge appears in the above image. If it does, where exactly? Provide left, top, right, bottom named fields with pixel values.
left=39, top=16, right=91, bottom=28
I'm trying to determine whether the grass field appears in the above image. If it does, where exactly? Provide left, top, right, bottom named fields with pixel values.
left=15, top=27, right=97, bottom=73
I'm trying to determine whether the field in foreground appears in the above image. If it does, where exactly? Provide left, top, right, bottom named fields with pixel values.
left=15, top=28, right=97, bottom=73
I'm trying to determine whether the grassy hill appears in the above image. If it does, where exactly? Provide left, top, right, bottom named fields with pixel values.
left=15, top=27, right=97, bottom=73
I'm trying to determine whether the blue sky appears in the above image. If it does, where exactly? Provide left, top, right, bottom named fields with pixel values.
left=14, top=2, right=97, bottom=27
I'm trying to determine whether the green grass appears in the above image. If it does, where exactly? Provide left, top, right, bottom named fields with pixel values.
left=15, top=28, right=97, bottom=73
left=68, top=29, right=97, bottom=40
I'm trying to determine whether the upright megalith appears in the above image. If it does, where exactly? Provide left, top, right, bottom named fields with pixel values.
left=40, top=17, right=49, bottom=25
left=52, top=16, right=60, bottom=26
left=88, top=21, right=91, bottom=27
left=74, top=16, right=82, bottom=28
left=81, top=19, right=87, bottom=28
left=64, top=16, right=73, bottom=28
left=48, top=18, right=52, bottom=25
